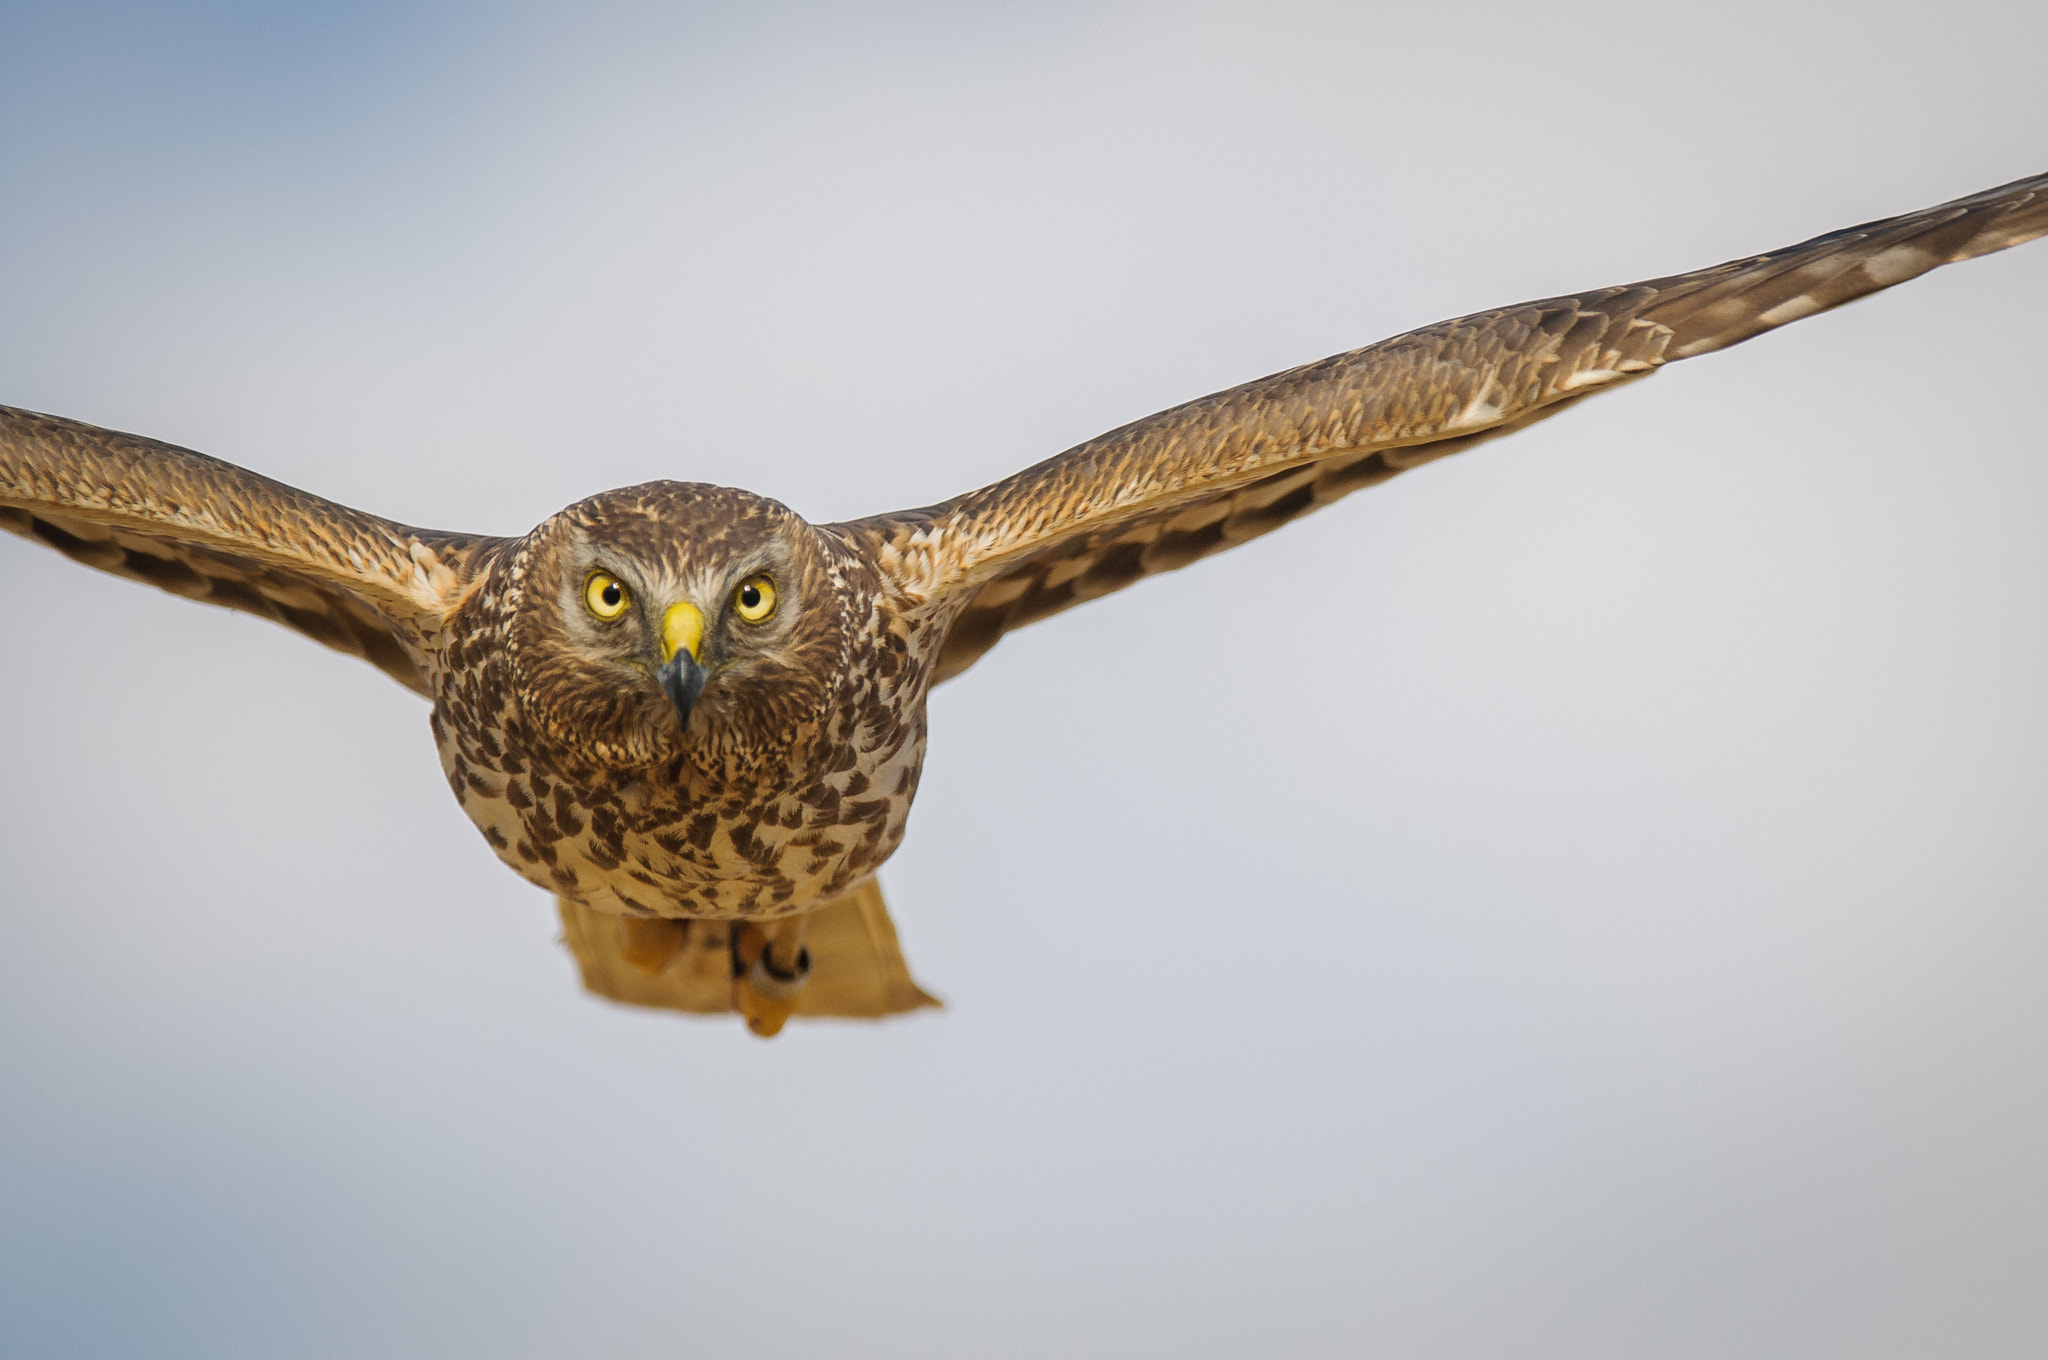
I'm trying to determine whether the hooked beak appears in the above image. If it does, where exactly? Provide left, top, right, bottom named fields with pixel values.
left=655, top=601, right=707, bottom=729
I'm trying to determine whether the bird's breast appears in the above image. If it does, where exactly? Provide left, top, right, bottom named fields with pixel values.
left=435, top=698, right=929, bottom=920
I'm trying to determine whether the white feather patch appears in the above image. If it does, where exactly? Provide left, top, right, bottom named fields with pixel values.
left=1451, top=387, right=1503, bottom=430
left=1558, top=366, right=1622, bottom=392
left=1860, top=243, right=1935, bottom=287
left=1755, top=293, right=1826, bottom=326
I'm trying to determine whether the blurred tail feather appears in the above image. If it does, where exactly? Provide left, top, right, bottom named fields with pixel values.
left=558, top=879, right=941, bottom=1022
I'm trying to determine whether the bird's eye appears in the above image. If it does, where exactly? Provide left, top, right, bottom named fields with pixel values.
left=584, top=572, right=631, bottom=621
left=732, top=573, right=777, bottom=624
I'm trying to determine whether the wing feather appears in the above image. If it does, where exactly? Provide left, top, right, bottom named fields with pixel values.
left=839, top=172, right=2048, bottom=684
left=1, top=405, right=498, bottom=695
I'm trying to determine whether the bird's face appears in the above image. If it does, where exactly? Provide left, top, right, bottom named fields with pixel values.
left=505, top=481, right=845, bottom=770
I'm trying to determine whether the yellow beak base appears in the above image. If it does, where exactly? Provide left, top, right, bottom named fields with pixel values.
left=661, top=601, right=705, bottom=664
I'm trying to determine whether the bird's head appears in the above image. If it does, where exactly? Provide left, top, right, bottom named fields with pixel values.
left=504, top=481, right=849, bottom=770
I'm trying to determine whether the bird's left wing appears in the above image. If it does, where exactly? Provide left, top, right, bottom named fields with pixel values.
left=1, top=406, right=498, bottom=695
left=838, top=172, right=2048, bottom=684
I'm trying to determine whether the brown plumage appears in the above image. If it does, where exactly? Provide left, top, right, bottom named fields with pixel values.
left=5, top=171, right=2045, bottom=1034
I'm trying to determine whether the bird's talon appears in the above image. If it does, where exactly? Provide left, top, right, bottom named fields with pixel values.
left=731, top=926, right=811, bottom=1038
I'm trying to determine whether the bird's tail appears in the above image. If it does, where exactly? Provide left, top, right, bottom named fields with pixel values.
left=556, top=878, right=941, bottom=1026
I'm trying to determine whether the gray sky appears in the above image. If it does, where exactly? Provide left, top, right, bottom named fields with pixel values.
left=3, top=2, right=2046, bottom=1356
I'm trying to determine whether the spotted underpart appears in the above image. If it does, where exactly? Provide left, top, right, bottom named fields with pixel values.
left=4, top=171, right=2045, bottom=933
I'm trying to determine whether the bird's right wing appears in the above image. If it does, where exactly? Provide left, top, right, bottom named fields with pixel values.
left=0, top=405, right=500, bottom=695
left=839, top=172, right=2048, bottom=684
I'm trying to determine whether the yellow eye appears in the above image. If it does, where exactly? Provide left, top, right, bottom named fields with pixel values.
left=732, top=573, right=777, bottom=624
left=584, top=572, right=631, bottom=621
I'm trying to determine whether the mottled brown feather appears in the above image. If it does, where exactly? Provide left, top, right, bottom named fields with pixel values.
left=844, top=172, right=2048, bottom=683
left=0, top=406, right=497, bottom=693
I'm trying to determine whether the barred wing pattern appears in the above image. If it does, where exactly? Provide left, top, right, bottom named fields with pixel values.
left=0, top=406, right=493, bottom=695
left=858, top=173, right=2048, bottom=684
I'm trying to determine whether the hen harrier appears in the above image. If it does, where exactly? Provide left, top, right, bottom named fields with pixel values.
left=5, top=173, right=2044, bottom=1035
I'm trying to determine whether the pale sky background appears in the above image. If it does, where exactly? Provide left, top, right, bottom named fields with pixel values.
left=3, top=2, right=2046, bottom=1356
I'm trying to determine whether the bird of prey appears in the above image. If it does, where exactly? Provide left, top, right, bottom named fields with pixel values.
left=5, top=173, right=2044, bottom=1036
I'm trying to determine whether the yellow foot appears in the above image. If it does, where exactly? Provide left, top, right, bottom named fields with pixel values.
left=731, top=923, right=811, bottom=1038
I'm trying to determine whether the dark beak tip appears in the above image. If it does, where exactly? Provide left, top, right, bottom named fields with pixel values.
left=658, top=654, right=708, bottom=728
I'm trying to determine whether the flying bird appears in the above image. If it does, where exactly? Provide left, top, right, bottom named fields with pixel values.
left=5, top=173, right=2044, bottom=1036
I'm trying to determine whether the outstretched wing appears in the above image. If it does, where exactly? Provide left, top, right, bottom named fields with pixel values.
left=0, top=406, right=499, bottom=695
left=840, top=173, right=2048, bottom=684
